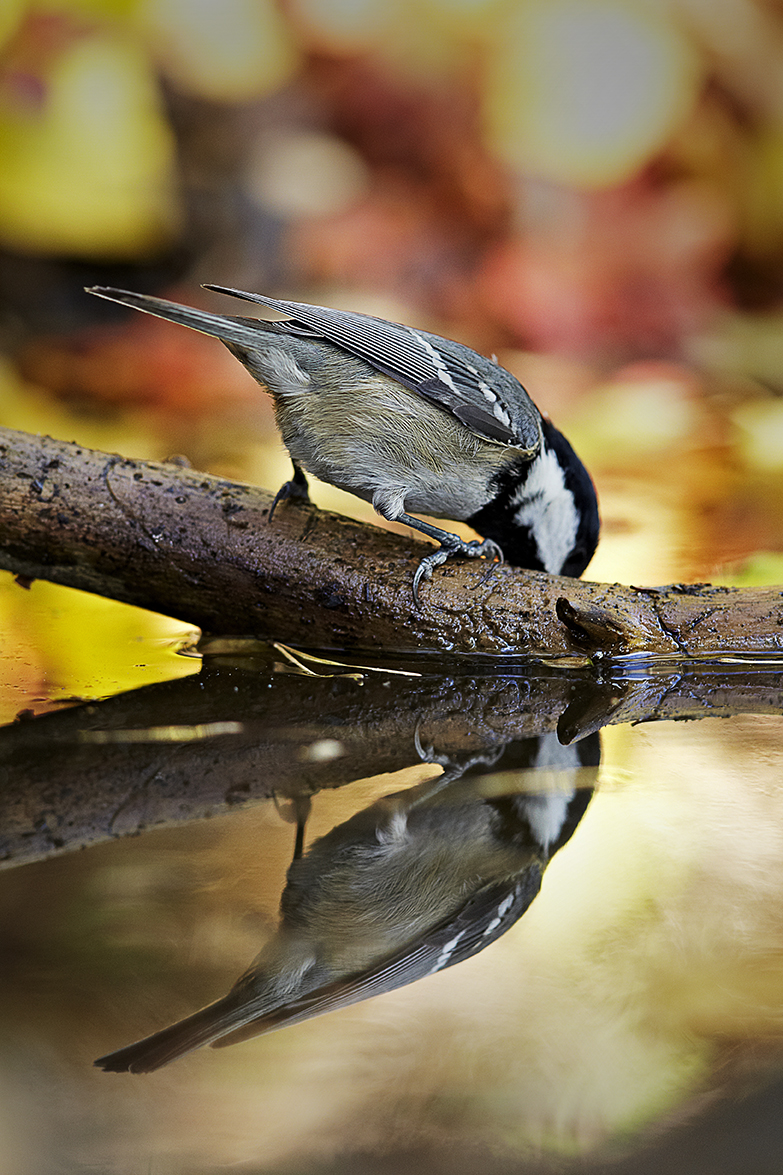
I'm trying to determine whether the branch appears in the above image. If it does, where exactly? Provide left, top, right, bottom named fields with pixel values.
left=3, top=653, right=782, bottom=868
left=1, top=425, right=782, bottom=657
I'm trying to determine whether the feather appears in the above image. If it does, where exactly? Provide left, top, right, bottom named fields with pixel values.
left=202, top=285, right=541, bottom=451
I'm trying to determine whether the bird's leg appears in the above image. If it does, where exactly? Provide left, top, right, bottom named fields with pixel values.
left=273, top=792, right=312, bottom=862
left=293, top=811, right=308, bottom=861
left=268, top=462, right=311, bottom=522
left=394, top=512, right=503, bottom=606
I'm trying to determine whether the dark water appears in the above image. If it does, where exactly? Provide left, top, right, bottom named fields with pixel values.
left=2, top=644, right=783, bottom=1174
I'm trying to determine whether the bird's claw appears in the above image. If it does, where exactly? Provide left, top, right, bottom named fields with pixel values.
left=483, top=538, right=504, bottom=565
left=268, top=468, right=311, bottom=522
left=412, top=536, right=503, bottom=607
left=412, top=549, right=450, bottom=606
left=413, top=720, right=451, bottom=766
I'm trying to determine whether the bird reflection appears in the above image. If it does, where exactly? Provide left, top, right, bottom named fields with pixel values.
left=95, top=731, right=599, bottom=1073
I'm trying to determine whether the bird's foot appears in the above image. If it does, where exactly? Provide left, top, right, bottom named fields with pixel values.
left=412, top=536, right=503, bottom=607
left=268, top=466, right=311, bottom=522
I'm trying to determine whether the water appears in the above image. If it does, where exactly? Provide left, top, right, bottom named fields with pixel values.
left=1, top=643, right=782, bottom=1174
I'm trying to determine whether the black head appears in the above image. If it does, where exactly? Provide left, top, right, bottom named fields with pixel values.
left=467, top=418, right=599, bottom=576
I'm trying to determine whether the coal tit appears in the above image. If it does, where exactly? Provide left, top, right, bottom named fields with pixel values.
left=87, top=285, right=600, bottom=601
left=94, top=731, right=597, bottom=1073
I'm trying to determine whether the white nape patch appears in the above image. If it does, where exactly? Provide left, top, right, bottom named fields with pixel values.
left=432, top=929, right=467, bottom=972
left=409, top=329, right=460, bottom=395
left=510, top=447, right=579, bottom=573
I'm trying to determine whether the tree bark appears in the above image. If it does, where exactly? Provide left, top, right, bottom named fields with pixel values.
left=1, top=425, right=782, bottom=658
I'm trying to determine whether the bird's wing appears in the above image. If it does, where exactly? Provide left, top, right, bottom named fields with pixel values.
left=211, top=864, right=543, bottom=1048
left=203, top=285, right=541, bottom=451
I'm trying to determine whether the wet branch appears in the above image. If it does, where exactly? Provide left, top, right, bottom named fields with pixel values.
left=1, top=425, right=782, bottom=658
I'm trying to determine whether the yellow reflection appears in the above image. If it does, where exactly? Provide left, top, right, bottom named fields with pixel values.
left=581, top=373, right=701, bottom=458
left=0, top=357, right=168, bottom=458
left=80, top=721, right=242, bottom=743
left=0, top=573, right=198, bottom=722
left=715, top=551, right=783, bottom=586
left=486, top=0, right=701, bottom=188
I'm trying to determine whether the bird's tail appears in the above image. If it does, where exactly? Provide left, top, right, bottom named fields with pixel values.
left=86, top=286, right=275, bottom=350
left=95, top=990, right=251, bottom=1074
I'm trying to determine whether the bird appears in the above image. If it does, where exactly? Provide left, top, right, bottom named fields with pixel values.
left=86, top=284, right=600, bottom=602
left=94, top=731, right=598, bottom=1073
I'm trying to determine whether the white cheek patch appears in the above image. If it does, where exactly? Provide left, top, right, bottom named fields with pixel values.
left=518, top=732, right=579, bottom=851
left=511, top=448, right=579, bottom=573
left=533, top=731, right=580, bottom=772
left=519, top=792, right=573, bottom=853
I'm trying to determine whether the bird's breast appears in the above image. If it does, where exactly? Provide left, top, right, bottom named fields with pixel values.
left=270, top=372, right=527, bottom=522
